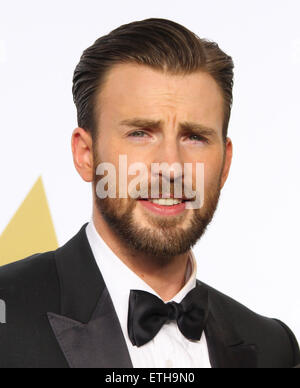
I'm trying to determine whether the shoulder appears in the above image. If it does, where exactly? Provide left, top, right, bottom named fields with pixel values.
left=200, top=281, right=300, bottom=366
left=0, top=251, right=60, bottom=322
left=0, top=253, right=67, bottom=367
left=202, top=281, right=288, bottom=332
left=0, top=250, right=58, bottom=292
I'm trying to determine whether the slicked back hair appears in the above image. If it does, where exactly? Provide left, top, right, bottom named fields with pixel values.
left=72, top=18, right=234, bottom=142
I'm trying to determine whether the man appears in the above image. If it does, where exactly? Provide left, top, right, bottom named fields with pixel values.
left=0, top=18, right=299, bottom=368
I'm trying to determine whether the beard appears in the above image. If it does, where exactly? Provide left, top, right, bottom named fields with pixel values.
left=93, top=156, right=223, bottom=261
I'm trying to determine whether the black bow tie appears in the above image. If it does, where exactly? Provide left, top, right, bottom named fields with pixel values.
left=127, top=284, right=209, bottom=347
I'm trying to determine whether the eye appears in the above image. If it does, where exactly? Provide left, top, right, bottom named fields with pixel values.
left=128, top=130, right=149, bottom=138
left=186, top=134, right=209, bottom=144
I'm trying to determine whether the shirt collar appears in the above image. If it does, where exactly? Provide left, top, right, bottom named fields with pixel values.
left=85, top=220, right=198, bottom=333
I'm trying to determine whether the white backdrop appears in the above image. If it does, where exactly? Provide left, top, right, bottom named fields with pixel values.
left=0, top=0, right=299, bottom=341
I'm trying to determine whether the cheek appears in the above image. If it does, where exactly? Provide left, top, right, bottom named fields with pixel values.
left=96, top=136, right=121, bottom=165
left=193, top=151, right=224, bottom=190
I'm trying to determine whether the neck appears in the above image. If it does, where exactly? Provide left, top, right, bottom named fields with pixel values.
left=93, top=210, right=190, bottom=302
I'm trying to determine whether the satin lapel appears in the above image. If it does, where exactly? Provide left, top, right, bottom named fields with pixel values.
left=47, top=224, right=133, bottom=368
left=200, top=281, right=258, bottom=369
left=48, top=287, right=133, bottom=368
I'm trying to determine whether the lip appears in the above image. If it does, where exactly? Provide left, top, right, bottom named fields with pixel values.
left=138, top=199, right=187, bottom=216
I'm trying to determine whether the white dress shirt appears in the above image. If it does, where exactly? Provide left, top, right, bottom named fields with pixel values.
left=86, top=220, right=211, bottom=368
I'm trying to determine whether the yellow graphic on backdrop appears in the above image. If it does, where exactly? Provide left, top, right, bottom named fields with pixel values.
left=0, top=177, right=58, bottom=266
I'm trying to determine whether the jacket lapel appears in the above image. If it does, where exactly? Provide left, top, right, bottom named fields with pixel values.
left=200, top=281, right=258, bottom=368
left=48, top=287, right=132, bottom=368
left=47, top=224, right=133, bottom=368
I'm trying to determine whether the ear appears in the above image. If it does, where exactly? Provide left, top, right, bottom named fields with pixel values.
left=71, top=128, right=94, bottom=182
left=220, top=137, right=233, bottom=189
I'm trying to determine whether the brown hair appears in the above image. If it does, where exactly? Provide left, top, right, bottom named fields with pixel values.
left=72, top=18, right=234, bottom=142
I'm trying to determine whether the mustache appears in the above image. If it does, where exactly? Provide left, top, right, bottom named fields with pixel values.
left=94, top=168, right=201, bottom=202
left=127, top=182, right=197, bottom=201
left=93, top=155, right=204, bottom=203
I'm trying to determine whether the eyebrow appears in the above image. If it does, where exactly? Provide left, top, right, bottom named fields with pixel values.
left=119, top=118, right=218, bottom=137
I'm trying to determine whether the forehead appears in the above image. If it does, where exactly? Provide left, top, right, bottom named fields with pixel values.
left=96, top=63, right=224, bottom=130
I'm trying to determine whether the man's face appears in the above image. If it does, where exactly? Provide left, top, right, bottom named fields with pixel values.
left=92, top=63, right=232, bottom=258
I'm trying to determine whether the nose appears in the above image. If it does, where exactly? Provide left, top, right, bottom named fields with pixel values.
left=152, top=137, right=184, bottom=182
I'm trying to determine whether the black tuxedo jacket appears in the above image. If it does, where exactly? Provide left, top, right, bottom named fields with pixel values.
left=0, top=224, right=299, bottom=368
